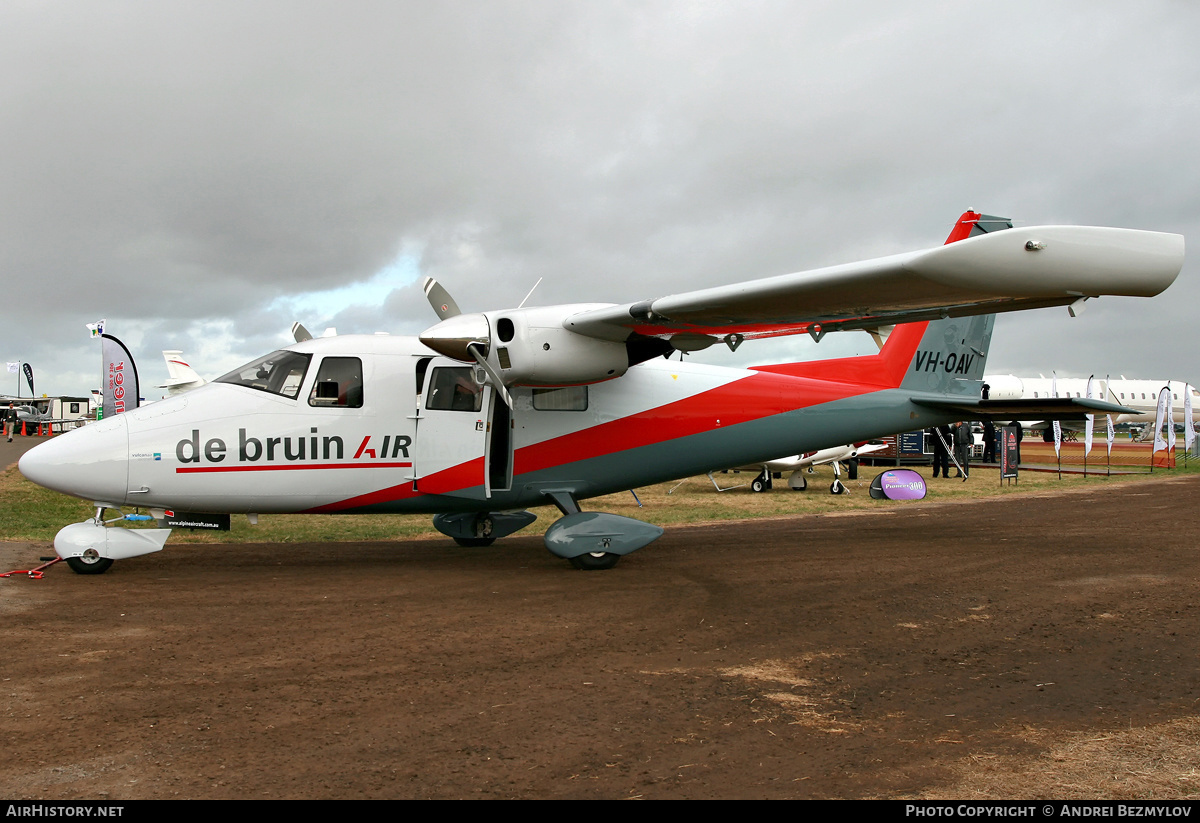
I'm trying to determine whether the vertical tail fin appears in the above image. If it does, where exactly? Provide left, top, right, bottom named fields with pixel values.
left=756, top=211, right=1012, bottom=395
left=897, top=211, right=1013, bottom=395
left=943, top=210, right=1014, bottom=244
left=158, top=351, right=206, bottom=395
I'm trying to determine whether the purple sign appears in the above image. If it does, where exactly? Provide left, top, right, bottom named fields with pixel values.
left=870, top=469, right=927, bottom=500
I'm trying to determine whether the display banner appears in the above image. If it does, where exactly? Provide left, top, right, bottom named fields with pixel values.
left=869, top=469, right=926, bottom=500
left=1153, top=386, right=1173, bottom=468
left=1185, top=384, right=1196, bottom=455
left=1000, top=426, right=1020, bottom=479
left=101, top=334, right=140, bottom=419
left=1051, top=374, right=1061, bottom=458
left=1084, top=375, right=1096, bottom=457
left=1105, top=374, right=1114, bottom=455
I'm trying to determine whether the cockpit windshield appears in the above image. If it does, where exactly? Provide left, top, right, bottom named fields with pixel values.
left=216, top=350, right=312, bottom=399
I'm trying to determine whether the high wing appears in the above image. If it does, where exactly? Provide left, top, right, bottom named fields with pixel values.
left=562, top=225, right=1184, bottom=345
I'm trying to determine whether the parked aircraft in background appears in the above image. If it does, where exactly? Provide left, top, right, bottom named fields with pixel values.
left=18, top=211, right=1183, bottom=573
left=0, top=398, right=90, bottom=430
left=705, top=442, right=887, bottom=494
left=156, top=351, right=207, bottom=396
left=984, top=375, right=1196, bottom=434
left=12, top=400, right=54, bottom=424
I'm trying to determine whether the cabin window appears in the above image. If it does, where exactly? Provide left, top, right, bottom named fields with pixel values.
left=426, top=367, right=483, bottom=412
left=308, top=357, right=364, bottom=408
left=217, top=350, right=312, bottom=399
left=533, top=386, right=588, bottom=411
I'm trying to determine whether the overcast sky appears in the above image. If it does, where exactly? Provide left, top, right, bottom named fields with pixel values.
left=2, top=0, right=1196, bottom=399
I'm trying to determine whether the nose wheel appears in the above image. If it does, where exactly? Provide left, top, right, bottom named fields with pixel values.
left=66, top=549, right=113, bottom=575
left=568, top=551, right=621, bottom=570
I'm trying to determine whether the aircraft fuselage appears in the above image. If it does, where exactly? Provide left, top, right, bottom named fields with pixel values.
left=20, top=332, right=955, bottom=517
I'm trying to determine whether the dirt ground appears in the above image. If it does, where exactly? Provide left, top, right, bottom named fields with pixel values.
left=1, top=455, right=1198, bottom=799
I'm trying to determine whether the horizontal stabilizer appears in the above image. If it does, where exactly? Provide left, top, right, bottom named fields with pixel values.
left=911, top=396, right=1138, bottom=420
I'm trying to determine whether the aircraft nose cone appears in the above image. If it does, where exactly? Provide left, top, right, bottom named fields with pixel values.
left=19, top=415, right=130, bottom=505
left=419, top=313, right=490, bottom=361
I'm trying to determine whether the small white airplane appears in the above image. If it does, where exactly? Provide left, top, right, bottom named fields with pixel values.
left=18, top=211, right=1184, bottom=573
left=156, top=351, right=207, bottom=396
left=703, top=442, right=887, bottom=494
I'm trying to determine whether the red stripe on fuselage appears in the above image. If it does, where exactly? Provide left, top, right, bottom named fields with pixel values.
left=178, top=462, right=413, bottom=473
left=305, top=319, right=929, bottom=513
left=303, top=457, right=478, bottom=513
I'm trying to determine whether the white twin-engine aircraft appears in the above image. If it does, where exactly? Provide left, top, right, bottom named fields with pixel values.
left=19, top=212, right=1185, bottom=573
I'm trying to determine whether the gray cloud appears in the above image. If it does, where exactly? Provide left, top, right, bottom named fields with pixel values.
left=2, top=0, right=1196, bottom=397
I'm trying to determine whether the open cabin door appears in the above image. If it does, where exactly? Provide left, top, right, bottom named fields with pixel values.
left=413, top=360, right=512, bottom=498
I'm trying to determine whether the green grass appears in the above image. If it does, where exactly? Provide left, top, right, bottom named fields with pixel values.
left=3, top=458, right=1196, bottom=547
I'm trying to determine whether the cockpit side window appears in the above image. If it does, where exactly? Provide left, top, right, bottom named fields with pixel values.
left=308, top=357, right=364, bottom=408
left=216, top=351, right=312, bottom=399
left=426, top=367, right=483, bottom=412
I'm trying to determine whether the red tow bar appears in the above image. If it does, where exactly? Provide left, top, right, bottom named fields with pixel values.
left=0, top=557, right=63, bottom=580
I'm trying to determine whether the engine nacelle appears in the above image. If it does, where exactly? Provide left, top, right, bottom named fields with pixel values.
left=485, top=305, right=630, bottom=386
left=984, top=374, right=1024, bottom=400
left=419, top=304, right=633, bottom=387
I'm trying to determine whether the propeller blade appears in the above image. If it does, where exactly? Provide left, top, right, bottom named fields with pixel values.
left=422, top=276, right=462, bottom=320
left=291, top=322, right=313, bottom=342
left=466, top=341, right=513, bottom=408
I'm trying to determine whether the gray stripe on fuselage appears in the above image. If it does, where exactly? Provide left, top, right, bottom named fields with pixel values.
left=345, top=388, right=966, bottom=514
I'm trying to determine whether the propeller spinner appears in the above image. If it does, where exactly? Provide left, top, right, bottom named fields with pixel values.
left=419, top=279, right=513, bottom=407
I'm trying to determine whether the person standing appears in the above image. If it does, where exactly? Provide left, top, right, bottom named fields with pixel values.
left=982, top=419, right=997, bottom=463
left=929, top=424, right=951, bottom=478
left=953, top=420, right=972, bottom=480
left=5, top=403, right=17, bottom=442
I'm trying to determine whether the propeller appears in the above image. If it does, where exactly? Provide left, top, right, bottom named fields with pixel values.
left=291, top=322, right=313, bottom=342
left=420, top=277, right=512, bottom=408
left=422, top=276, right=461, bottom=320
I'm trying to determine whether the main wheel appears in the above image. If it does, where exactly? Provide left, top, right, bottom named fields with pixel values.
left=569, top=551, right=621, bottom=570
left=66, top=552, right=113, bottom=575
left=789, top=474, right=808, bottom=491
left=452, top=536, right=495, bottom=547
